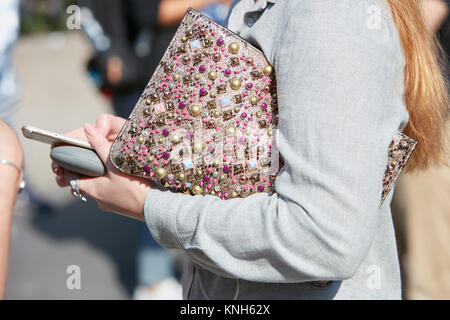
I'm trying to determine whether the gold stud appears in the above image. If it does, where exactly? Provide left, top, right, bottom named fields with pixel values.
left=228, top=42, right=240, bottom=54
left=208, top=71, right=217, bottom=80
left=193, top=142, right=204, bottom=153
left=226, top=126, right=237, bottom=136
left=263, top=65, right=274, bottom=77
left=192, top=185, right=203, bottom=195
left=155, top=168, right=166, bottom=178
left=171, top=134, right=181, bottom=143
left=249, top=96, right=258, bottom=105
left=190, top=105, right=202, bottom=116
left=230, top=78, right=241, bottom=90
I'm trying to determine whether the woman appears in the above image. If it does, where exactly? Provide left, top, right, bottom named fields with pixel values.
left=0, top=119, right=24, bottom=299
left=53, top=0, right=448, bottom=299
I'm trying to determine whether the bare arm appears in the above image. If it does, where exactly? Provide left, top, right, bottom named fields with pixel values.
left=0, top=167, right=20, bottom=299
left=0, top=120, right=23, bottom=299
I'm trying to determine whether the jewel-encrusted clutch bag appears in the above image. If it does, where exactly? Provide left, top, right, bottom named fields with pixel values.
left=381, top=131, right=417, bottom=204
left=109, top=8, right=417, bottom=205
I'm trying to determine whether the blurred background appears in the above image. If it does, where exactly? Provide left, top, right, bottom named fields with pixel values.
left=2, top=0, right=449, bottom=299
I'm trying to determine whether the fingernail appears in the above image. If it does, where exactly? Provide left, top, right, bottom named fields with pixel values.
left=84, top=123, right=96, bottom=137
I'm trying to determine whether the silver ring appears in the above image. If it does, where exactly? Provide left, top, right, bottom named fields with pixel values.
left=70, top=177, right=87, bottom=202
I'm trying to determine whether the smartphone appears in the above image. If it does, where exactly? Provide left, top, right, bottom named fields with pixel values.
left=21, top=125, right=94, bottom=150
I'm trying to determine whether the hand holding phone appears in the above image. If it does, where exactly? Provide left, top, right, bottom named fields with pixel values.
left=21, top=125, right=106, bottom=177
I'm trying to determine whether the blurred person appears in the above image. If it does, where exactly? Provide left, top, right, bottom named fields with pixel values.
left=422, top=0, right=449, bottom=70
left=80, top=0, right=233, bottom=300
left=53, top=0, right=448, bottom=300
left=1, top=0, right=53, bottom=213
left=0, top=118, right=24, bottom=299
left=422, top=0, right=449, bottom=33
left=0, top=0, right=19, bottom=126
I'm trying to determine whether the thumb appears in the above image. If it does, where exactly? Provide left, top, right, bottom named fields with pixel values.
left=84, top=123, right=111, bottom=164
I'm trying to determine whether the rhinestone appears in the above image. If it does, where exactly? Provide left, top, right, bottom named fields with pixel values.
left=233, top=94, right=243, bottom=104
left=202, top=38, right=212, bottom=47
left=220, top=96, right=231, bottom=106
left=207, top=100, right=217, bottom=109
left=190, top=40, right=201, bottom=51
left=217, top=84, right=227, bottom=94
left=182, top=56, right=191, bottom=65
left=212, top=53, right=221, bottom=62
left=193, top=53, right=202, bottom=63
left=223, top=110, right=233, bottom=120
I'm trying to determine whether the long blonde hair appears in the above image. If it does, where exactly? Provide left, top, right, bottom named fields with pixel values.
left=387, top=0, right=449, bottom=171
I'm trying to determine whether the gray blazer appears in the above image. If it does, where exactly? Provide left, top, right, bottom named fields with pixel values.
left=145, top=0, right=409, bottom=299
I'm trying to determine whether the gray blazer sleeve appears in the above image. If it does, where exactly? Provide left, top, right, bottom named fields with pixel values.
left=144, top=1, right=407, bottom=283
